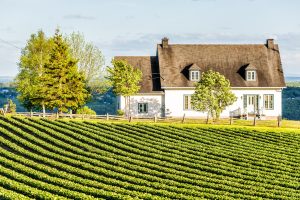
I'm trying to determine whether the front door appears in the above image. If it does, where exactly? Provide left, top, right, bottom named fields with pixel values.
left=244, top=95, right=259, bottom=114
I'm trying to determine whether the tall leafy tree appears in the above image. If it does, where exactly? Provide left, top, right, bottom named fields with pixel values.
left=107, top=59, right=142, bottom=117
left=66, top=32, right=108, bottom=93
left=15, top=30, right=52, bottom=114
left=191, top=70, right=237, bottom=121
left=41, top=29, right=90, bottom=113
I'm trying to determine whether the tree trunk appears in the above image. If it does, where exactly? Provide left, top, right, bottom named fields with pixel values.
left=206, top=112, right=209, bottom=124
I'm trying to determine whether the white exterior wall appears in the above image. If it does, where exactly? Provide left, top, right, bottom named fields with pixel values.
left=118, top=94, right=164, bottom=117
left=164, top=88, right=283, bottom=118
left=118, top=88, right=282, bottom=118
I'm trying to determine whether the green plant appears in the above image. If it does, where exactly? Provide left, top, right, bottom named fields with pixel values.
left=6, top=99, right=16, bottom=113
left=192, top=70, right=237, bottom=121
left=117, top=109, right=125, bottom=116
left=76, top=106, right=96, bottom=115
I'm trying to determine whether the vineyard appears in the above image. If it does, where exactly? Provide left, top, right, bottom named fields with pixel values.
left=0, top=116, right=299, bottom=199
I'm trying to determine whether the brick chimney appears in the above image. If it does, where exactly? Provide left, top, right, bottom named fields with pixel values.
left=162, top=37, right=169, bottom=49
left=266, top=39, right=274, bottom=49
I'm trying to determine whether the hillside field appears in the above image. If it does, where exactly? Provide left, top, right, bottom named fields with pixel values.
left=0, top=116, right=299, bottom=199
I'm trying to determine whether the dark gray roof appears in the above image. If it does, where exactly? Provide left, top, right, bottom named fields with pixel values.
left=114, top=56, right=162, bottom=93
left=157, top=43, right=285, bottom=88
left=114, top=40, right=286, bottom=93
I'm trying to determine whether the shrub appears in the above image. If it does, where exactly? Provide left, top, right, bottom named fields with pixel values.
left=117, top=109, right=125, bottom=116
left=76, top=106, right=96, bottom=115
left=5, top=99, right=16, bottom=113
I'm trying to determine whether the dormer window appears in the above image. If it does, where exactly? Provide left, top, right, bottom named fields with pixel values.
left=188, top=63, right=201, bottom=81
left=190, top=71, right=200, bottom=81
left=244, top=63, right=257, bottom=81
left=247, top=71, right=256, bottom=81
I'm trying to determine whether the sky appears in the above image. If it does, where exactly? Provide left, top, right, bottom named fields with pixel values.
left=0, top=0, right=300, bottom=77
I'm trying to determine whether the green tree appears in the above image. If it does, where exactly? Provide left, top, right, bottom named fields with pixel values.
left=191, top=70, right=237, bottom=121
left=107, top=59, right=142, bottom=117
left=66, top=32, right=109, bottom=93
left=15, top=30, right=52, bottom=114
left=41, top=29, right=90, bottom=113
left=5, top=99, right=16, bottom=113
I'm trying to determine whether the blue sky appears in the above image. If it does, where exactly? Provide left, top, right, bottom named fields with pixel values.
left=1, top=0, right=300, bottom=77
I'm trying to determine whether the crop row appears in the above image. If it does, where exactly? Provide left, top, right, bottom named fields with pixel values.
left=28, top=119, right=300, bottom=195
left=0, top=118, right=194, bottom=199
left=4, top=116, right=257, bottom=199
left=1, top=116, right=300, bottom=199
left=80, top=121, right=300, bottom=180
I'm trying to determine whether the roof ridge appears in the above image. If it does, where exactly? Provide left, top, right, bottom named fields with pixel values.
left=158, top=44, right=266, bottom=46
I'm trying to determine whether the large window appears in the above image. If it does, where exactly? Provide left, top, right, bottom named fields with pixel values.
left=246, top=71, right=256, bottom=81
left=138, top=103, right=148, bottom=113
left=183, top=95, right=193, bottom=110
left=190, top=71, right=200, bottom=81
left=264, top=94, right=274, bottom=110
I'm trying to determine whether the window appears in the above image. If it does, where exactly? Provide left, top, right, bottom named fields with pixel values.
left=138, top=103, right=148, bottom=113
left=183, top=95, right=193, bottom=110
left=246, top=71, right=256, bottom=81
left=264, top=94, right=274, bottom=110
left=190, top=71, right=200, bottom=81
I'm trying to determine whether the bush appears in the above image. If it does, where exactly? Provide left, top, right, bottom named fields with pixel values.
left=4, top=99, right=16, bottom=113
left=117, top=109, right=125, bottom=116
left=76, top=106, right=96, bottom=115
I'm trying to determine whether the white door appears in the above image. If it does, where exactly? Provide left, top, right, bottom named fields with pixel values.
left=247, top=95, right=258, bottom=114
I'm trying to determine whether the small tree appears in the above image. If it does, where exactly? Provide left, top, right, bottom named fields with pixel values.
left=107, top=59, right=142, bottom=117
left=66, top=32, right=109, bottom=93
left=5, top=99, right=16, bottom=113
left=191, top=70, right=237, bottom=121
left=41, top=29, right=90, bottom=113
left=15, top=30, right=52, bottom=115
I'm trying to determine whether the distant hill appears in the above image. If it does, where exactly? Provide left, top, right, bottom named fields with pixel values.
left=285, top=76, right=300, bottom=82
left=0, top=76, right=14, bottom=83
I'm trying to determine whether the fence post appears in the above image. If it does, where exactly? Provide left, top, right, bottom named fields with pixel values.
left=230, top=116, right=233, bottom=125
left=56, top=112, right=59, bottom=119
left=106, top=113, right=109, bottom=120
left=277, top=115, right=282, bottom=127
left=154, top=115, right=157, bottom=123
left=253, top=115, right=256, bottom=126
left=129, top=116, right=132, bottom=122
left=182, top=113, right=186, bottom=123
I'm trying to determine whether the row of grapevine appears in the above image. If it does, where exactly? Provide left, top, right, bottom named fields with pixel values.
left=0, top=115, right=299, bottom=199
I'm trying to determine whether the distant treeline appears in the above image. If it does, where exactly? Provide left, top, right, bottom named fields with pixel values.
left=286, top=81, right=300, bottom=87
left=1, top=85, right=300, bottom=119
left=0, top=87, right=117, bottom=115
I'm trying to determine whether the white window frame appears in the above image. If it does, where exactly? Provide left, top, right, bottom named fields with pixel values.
left=246, top=70, right=256, bottom=81
left=264, top=94, right=274, bottom=110
left=138, top=103, right=148, bottom=113
left=190, top=71, right=200, bottom=81
left=183, top=95, right=193, bottom=110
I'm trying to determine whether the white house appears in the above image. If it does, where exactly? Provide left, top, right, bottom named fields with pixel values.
left=115, top=38, right=286, bottom=119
